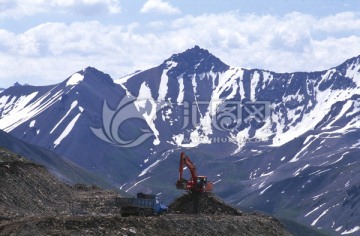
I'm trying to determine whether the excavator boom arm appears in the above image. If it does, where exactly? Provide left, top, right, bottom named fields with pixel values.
left=179, top=152, right=197, bottom=181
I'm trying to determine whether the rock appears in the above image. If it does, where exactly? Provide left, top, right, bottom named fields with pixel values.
left=129, top=227, right=136, bottom=234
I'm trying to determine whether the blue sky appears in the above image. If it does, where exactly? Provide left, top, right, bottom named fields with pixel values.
left=0, top=0, right=360, bottom=88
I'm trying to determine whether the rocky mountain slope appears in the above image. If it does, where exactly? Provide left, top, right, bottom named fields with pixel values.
left=0, top=68, right=150, bottom=187
left=0, top=148, right=122, bottom=220
left=0, top=130, right=114, bottom=189
left=0, top=46, right=359, bottom=235
left=0, top=149, right=292, bottom=236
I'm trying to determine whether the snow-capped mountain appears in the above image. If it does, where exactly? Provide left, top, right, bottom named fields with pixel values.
left=0, top=67, right=153, bottom=186
left=120, top=46, right=359, bottom=150
left=118, top=46, right=360, bottom=235
left=0, top=46, right=359, bottom=235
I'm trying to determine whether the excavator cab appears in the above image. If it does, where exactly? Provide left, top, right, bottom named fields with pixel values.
left=196, top=176, right=207, bottom=190
left=196, top=176, right=213, bottom=192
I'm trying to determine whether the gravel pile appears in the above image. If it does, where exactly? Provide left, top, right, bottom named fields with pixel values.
left=169, top=192, right=242, bottom=215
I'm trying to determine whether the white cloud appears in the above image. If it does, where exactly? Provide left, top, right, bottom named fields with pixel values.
left=1, top=11, right=360, bottom=87
left=316, top=11, right=360, bottom=32
left=0, top=0, right=121, bottom=18
left=140, top=0, right=181, bottom=15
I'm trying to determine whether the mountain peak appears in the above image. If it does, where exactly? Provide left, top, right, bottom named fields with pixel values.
left=174, top=45, right=210, bottom=59
left=65, top=67, right=114, bottom=88
left=165, top=45, right=229, bottom=73
left=12, top=82, right=30, bottom=87
left=337, top=54, right=360, bottom=69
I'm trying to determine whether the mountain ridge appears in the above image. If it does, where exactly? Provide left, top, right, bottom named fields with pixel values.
left=0, top=46, right=359, bottom=235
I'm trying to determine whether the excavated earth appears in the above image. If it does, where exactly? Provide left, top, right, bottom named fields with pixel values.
left=0, top=148, right=292, bottom=236
left=169, top=192, right=242, bottom=215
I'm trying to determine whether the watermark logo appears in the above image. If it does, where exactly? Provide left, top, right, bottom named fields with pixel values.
left=91, top=96, right=270, bottom=148
left=90, top=95, right=168, bottom=148
left=182, top=100, right=270, bottom=132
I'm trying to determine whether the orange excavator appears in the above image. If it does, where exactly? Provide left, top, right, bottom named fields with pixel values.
left=176, top=152, right=213, bottom=193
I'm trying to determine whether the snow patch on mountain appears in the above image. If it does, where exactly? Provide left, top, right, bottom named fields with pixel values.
left=312, top=192, right=329, bottom=201
left=66, top=73, right=84, bottom=86
left=289, top=136, right=316, bottom=162
left=0, top=85, right=73, bottom=132
left=259, top=184, right=272, bottom=195
left=211, top=68, right=241, bottom=103
left=0, top=95, right=10, bottom=107
left=336, top=226, right=343, bottom=232
left=0, top=92, right=39, bottom=131
left=311, top=204, right=339, bottom=227
left=251, top=71, right=260, bottom=101
left=125, top=177, right=151, bottom=193
left=311, top=208, right=330, bottom=226
left=271, top=76, right=360, bottom=147
left=324, top=100, right=353, bottom=129
left=138, top=149, right=174, bottom=177
left=345, top=62, right=360, bottom=87
left=262, top=71, right=273, bottom=89
left=50, top=100, right=78, bottom=134
left=341, top=226, right=360, bottom=235
left=138, top=160, right=161, bottom=177
left=135, top=82, right=161, bottom=145
left=191, top=74, right=197, bottom=94
left=177, top=76, right=184, bottom=104
left=330, top=151, right=349, bottom=165
left=158, top=62, right=176, bottom=100
left=53, top=112, right=82, bottom=148
left=293, top=164, right=310, bottom=177
left=305, top=203, right=326, bottom=217
left=29, top=120, right=36, bottom=128
left=136, top=82, right=152, bottom=103
left=172, top=134, right=184, bottom=146
left=231, top=128, right=250, bottom=153
left=115, top=70, right=143, bottom=85
left=260, top=171, right=274, bottom=177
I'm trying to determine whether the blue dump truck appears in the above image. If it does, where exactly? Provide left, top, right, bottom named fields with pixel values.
left=115, top=192, right=168, bottom=217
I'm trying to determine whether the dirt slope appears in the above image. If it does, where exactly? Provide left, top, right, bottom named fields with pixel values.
left=0, top=148, right=292, bottom=236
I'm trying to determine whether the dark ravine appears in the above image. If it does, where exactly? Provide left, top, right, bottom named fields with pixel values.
left=0, top=148, right=292, bottom=236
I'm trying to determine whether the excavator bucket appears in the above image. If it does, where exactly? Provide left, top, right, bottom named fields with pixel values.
left=176, top=179, right=188, bottom=190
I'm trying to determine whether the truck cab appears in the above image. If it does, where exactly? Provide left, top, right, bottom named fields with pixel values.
left=154, top=198, right=168, bottom=214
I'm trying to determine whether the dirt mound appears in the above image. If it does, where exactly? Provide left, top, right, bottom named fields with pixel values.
left=169, top=192, right=242, bottom=215
left=0, top=149, right=121, bottom=221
